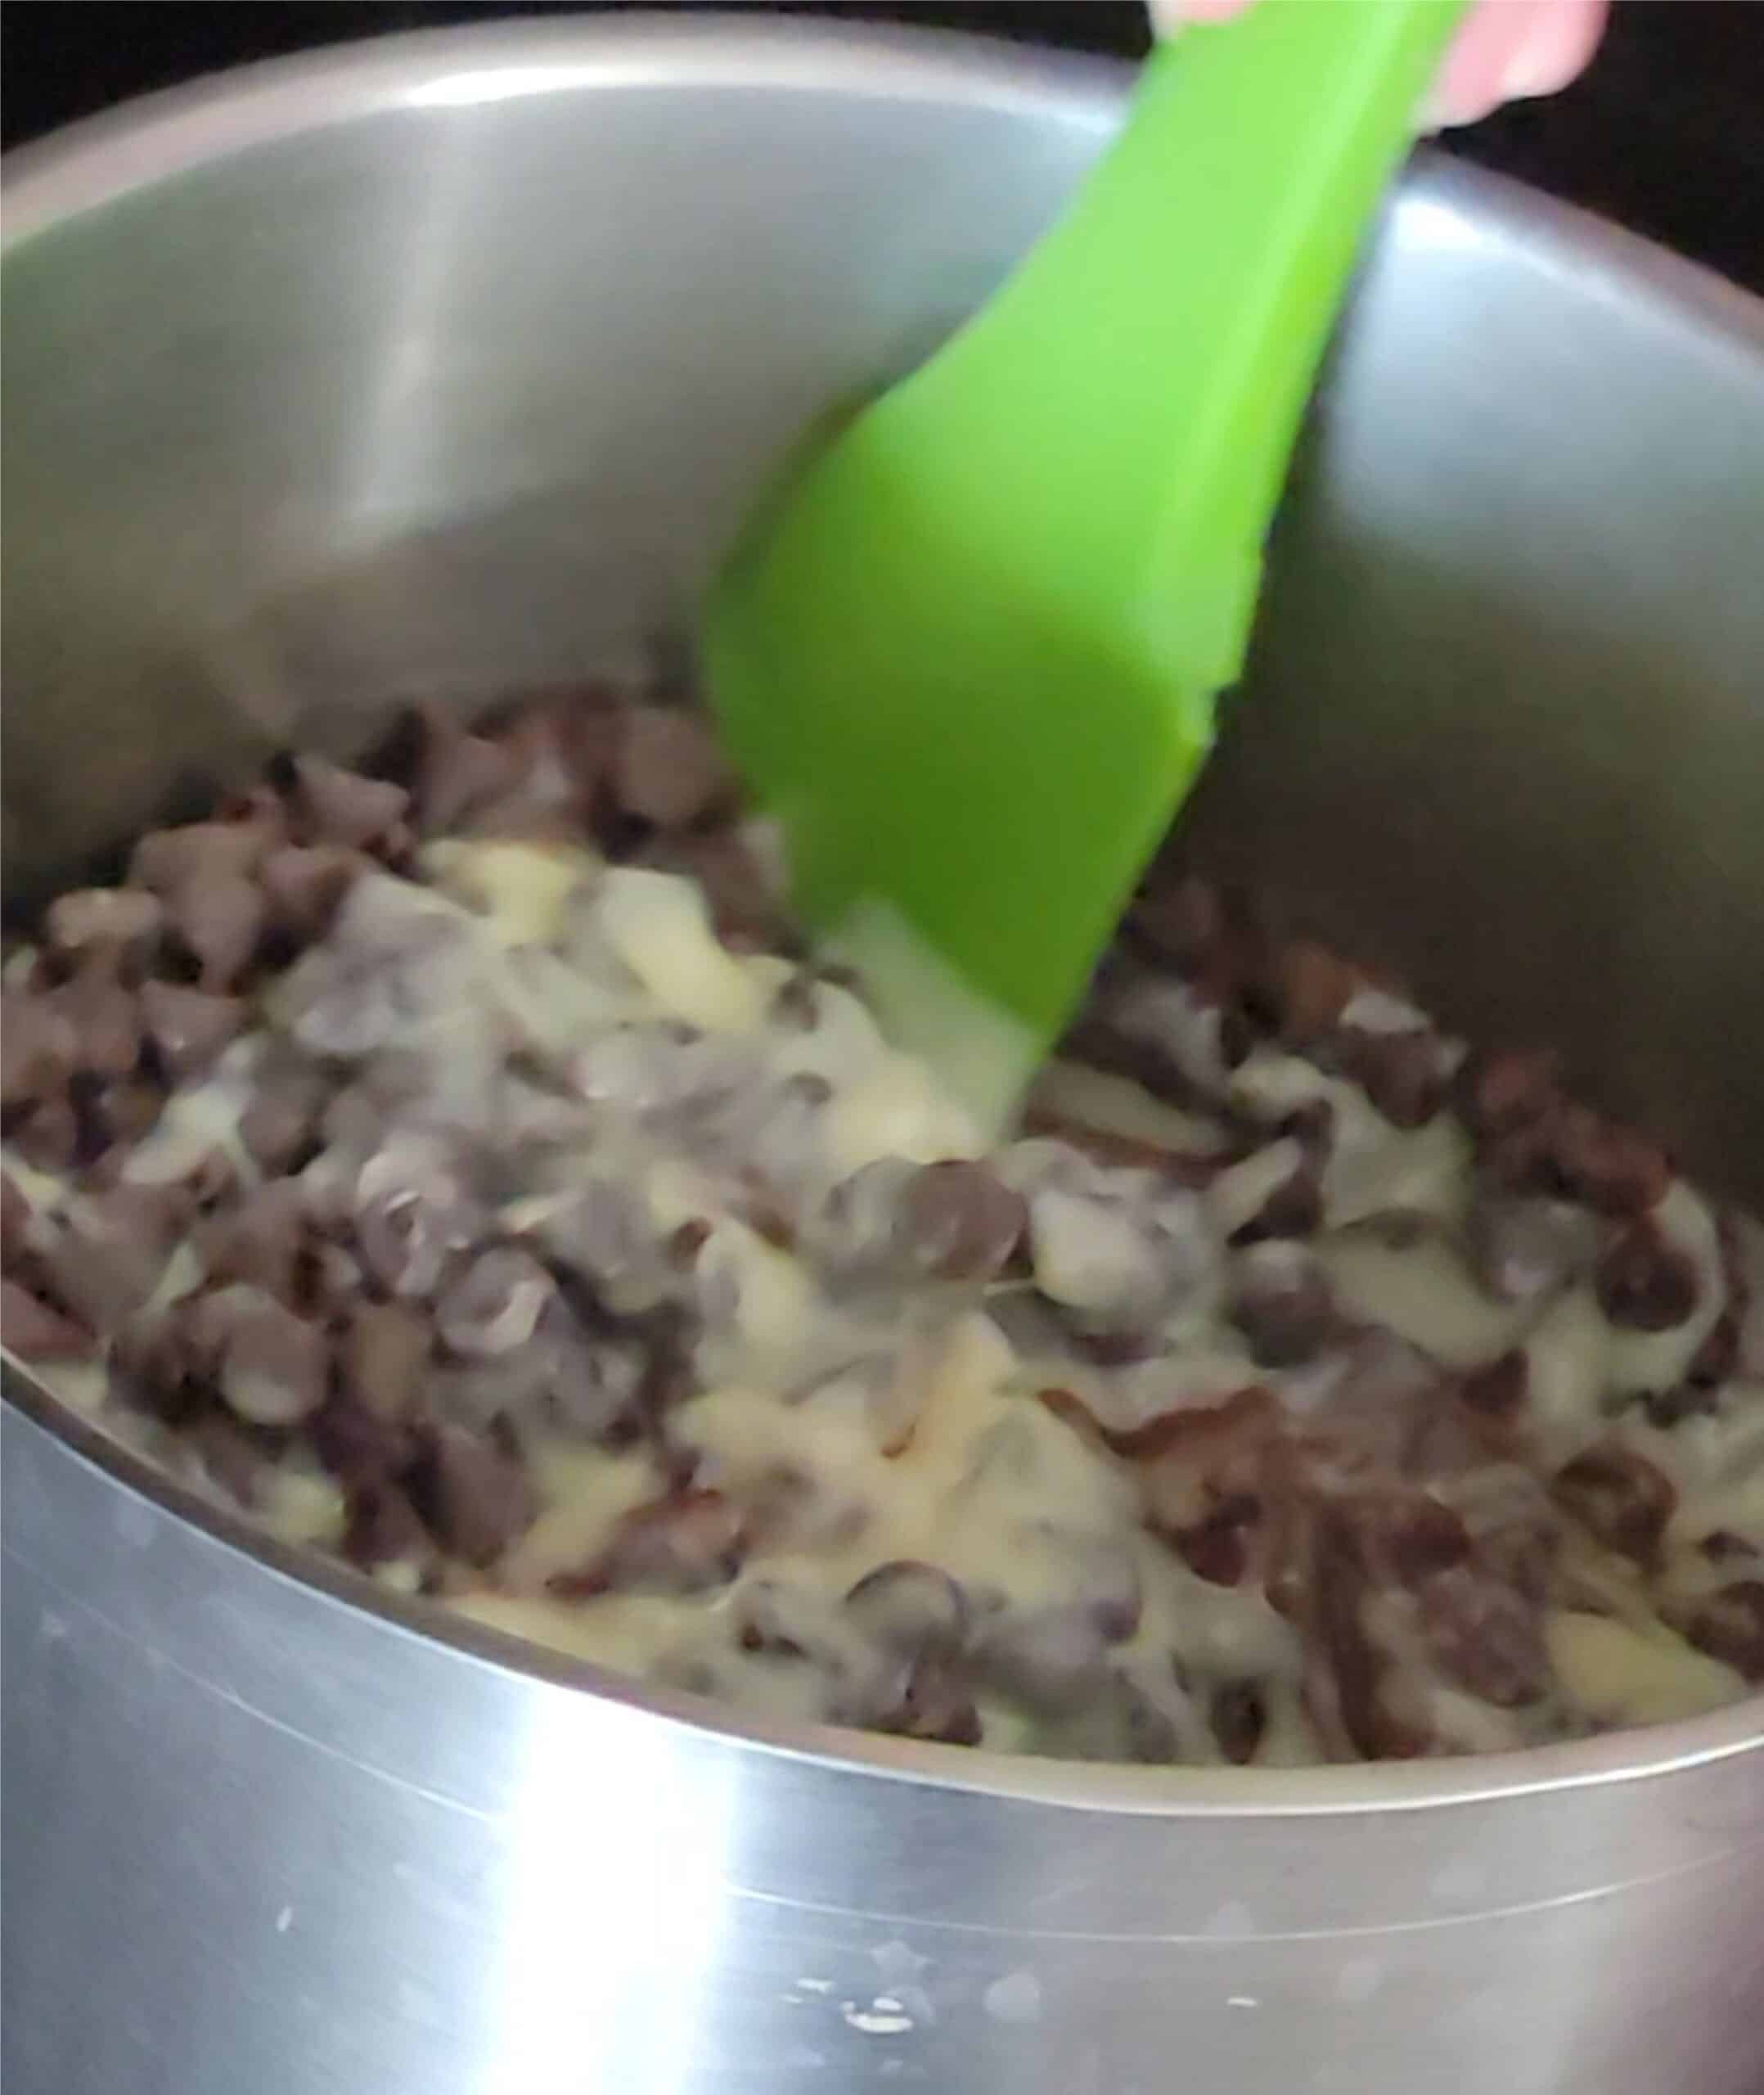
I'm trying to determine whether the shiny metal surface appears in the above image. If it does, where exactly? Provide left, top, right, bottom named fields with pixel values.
left=3, top=20, right=1762, bottom=2095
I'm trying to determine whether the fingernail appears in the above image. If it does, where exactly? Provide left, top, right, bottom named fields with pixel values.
left=1500, top=38, right=1568, bottom=101
left=1499, top=0, right=1608, bottom=103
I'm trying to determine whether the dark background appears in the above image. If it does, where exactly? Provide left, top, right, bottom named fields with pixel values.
left=3, top=2, right=1760, bottom=291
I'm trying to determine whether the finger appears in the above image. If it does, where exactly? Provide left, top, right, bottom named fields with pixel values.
left=1425, top=0, right=1609, bottom=128
left=1146, top=0, right=1253, bottom=28
left=1150, top=0, right=1609, bottom=129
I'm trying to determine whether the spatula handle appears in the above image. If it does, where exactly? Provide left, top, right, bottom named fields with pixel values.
left=882, top=0, right=1466, bottom=696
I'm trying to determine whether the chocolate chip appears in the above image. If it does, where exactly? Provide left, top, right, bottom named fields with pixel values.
left=475, top=695, right=617, bottom=840
left=215, top=782, right=294, bottom=841
left=530, top=1178, right=669, bottom=1306
left=1395, top=1397, right=1496, bottom=1491
left=1595, top=1220, right=1699, bottom=1332
left=34, top=1186, right=183, bottom=1333
left=49, top=975, right=142, bottom=1080
left=1035, top=1385, right=1111, bottom=1454
left=668, top=1219, right=713, bottom=1269
left=767, top=971, right=821, bottom=1032
left=1685, top=1304, right=1742, bottom=1391
left=342, top=1480, right=431, bottom=1568
left=195, top=1283, right=330, bottom=1426
left=730, top=1580, right=818, bottom=1660
left=290, top=755, right=411, bottom=852
left=1216, top=1004, right=1257, bottom=1070
left=1057, top=1015, right=1200, bottom=1114
left=310, top=1395, right=418, bottom=1489
left=189, top=1412, right=265, bottom=1507
left=732, top=1171, right=795, bottom=1250
left=413, top=713, right=523, bottom=837
left=1114, top=1382, right=1281, bottom=1468
left=277, top=877, right=479, bottom=1059
left=1479, top=1119, right=1564, bottom=1200
left=1466, top=1494, right=1561, bottom=1608
left=871, top=1654, right=983, bottom=1747
left=610, top=707, right=736, bottom=831
left=898, top=1160, right=1027, bottom=1282
left=1460, top=1349, right=1528, bottom=1417
left=353, top=1140, right=484, bottom=1300
left=1, top=1277, right=97, bottom=1361
left=1681, top=1580, right=1764, bottom=1683
left=436, top=1294, right=647, bottom=1448
left=1071, top=1328, right=1163, bottom=1367
left=1458, top=1048, right=1560, bottom=1143
left=1168, top=1493, right=1259, bottom=1587
left=781, top=1071, right=834, bottom=1112
left=971, top=1604, right=1111, bottom=1715
left=195, top=1180, right=309, bottom=1306
left=1, top=1174, right=33, bottom=1268
left=9, top=1093, right=80, bottom=1174
left=816, top=1158, right=915, bottom=1277
left=1642, top=1377, right=1722, bottom=1430
left=110, top=1305, right=206, bottom=1424
left=1550, top=1111, right=1672, bottom=1216
left=1228, top=1164, right=1323, bottom=1247
left=1358, top=1490, right=1473, bottom=1585
left=1309, top=1510, right=1403, bottom=1761
left=1016, top=1107, right=1219, bottom=1184
left=82, top=1075, right=165, bottom=1160
left=1718, top=1214, right=1758, bottom=1376
left=1418, top=1563, right=1550, bottom=1706
left=556, top=1337, right=655, bottom=1446
left=844, top=1560, right=969, bottom=1660
left=1228, top=1243, right=1335, bottom=1366
left=239, top=1063, right=331, bottom=1174
left=1642, top=1282, right=1743, bottom=1433
left=140, top=980, right=245, bottom=1082
left=306, top=1237, right=362, bottom=1309
left=1277, top=1097, right=1336, bottom=1156
left=129, top=821, right=272, bottom=894
left=437, top=1248, right=556, bottom=1358
left=1069, top=1536, right=1143, bottom=1642
left=1551, top=1441, right=1676, bottom=1565
left=408, top=1421, right=536, bottom=1568
left=1209, top=1680, right=1267, bottom=1764
left=1, top=990, right=79, bottom=1108
left=44, top=888, right=164, bottom=978
left=1334, top=1025, right=1448, bottom=1131
left=342, top=1298, right=431, bottom=1420
left=164, top=874, right=267, bottom=990
left=629, top=1300, right=702, bottom=1427
left=1114, top=1668, right=1199, bottom=1764
left=635, top=830, right=789, bottom=949
left=1124, top=875, right=1225, bottom=974
left=260, top=845, right=362, bottom=944
left=1267, top=939, right=1358, bottom=1043
left=551, top=1488, right=743, bottom=1597
left=1464, top=1191, right=1599, bottom=1304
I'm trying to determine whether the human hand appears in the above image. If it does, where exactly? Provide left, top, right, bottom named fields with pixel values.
left=1151, top=0, right=1609, bottom=128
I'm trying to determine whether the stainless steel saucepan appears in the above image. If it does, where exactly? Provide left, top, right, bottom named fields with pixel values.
left=4, top=19, right=1762, bottom=2095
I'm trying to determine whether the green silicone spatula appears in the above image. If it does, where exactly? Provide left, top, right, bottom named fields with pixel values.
left=704, top=0, right=1465, bottom=1121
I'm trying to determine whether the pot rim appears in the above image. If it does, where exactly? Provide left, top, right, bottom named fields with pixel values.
left=4, top=7, right=1762, bottom=363
left=3, top=10, right=1761, bottom=1816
